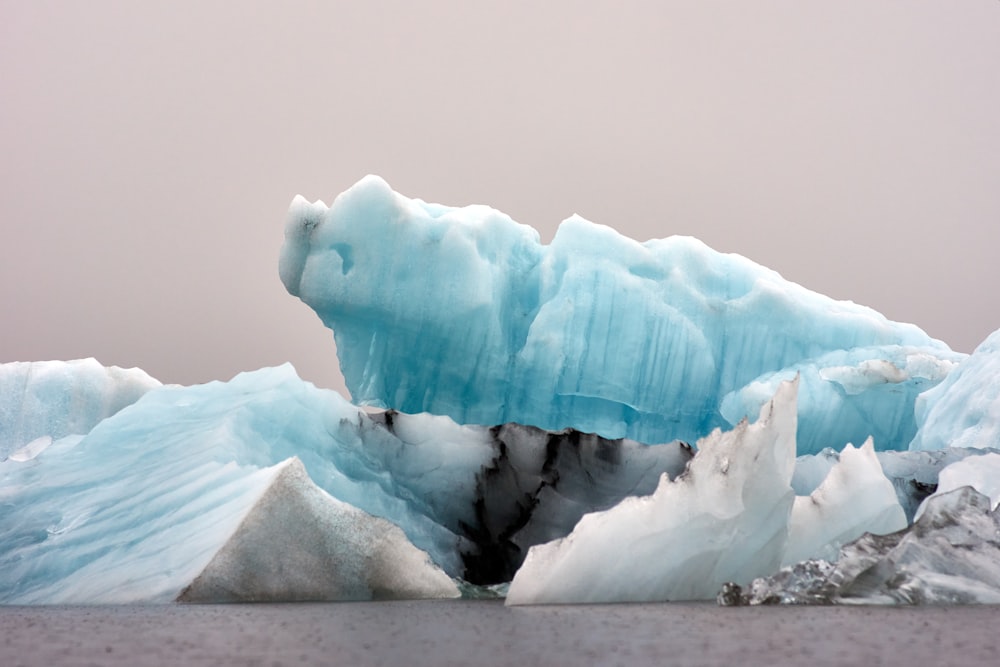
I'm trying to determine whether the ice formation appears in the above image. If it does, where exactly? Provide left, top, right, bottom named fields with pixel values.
left=783, top=439, right=906, bottom=566
left=3, top=177, right=999, bottom=606
left=280, top=176, right=949, bottom=448
left=0, top=359, right=160, bottom=460
left=506, top=378, right=921, bottom=605
left=0, top=368, right=460, bottom=603
left=720, top=345, right=963, bottom=454
left=792, top=446, right=998, bottom=523
left=0, top=364, right=691, bottom=602
left=724, top=487, right=1000, bottom=605
left=914, top=453, right=1000, bottom=519
left=909, top=329, right=1000, bottom=451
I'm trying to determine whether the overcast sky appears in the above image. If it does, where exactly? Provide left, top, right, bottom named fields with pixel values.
left=3, top=1, right=999, bottom=395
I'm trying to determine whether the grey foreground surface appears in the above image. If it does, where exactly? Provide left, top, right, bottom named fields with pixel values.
left=1, top=600, right=998, bottom=667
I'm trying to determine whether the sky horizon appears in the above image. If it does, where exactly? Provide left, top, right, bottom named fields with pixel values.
left=3, top=1, right=999, bottom=395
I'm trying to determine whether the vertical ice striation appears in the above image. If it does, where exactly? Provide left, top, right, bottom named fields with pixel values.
left=280, top=176, right=950, bottom=447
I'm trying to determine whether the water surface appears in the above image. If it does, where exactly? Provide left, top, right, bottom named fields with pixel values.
left=2, top=600, right=998, bottom=667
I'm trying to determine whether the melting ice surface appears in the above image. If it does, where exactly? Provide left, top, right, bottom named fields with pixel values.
left=280, top=176, right=957, bottom=450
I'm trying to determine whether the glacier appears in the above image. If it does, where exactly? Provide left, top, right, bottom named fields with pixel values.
left=280, top=176, right=954, bottom=449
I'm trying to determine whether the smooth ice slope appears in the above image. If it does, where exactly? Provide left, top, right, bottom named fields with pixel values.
left=909, top=328, right=1000, bottom=451
left=281, top=176, right=949, bottom=446
left=177, top=458, right=458, bottom=603
left=505, top=379, right=801, bottom=605
left=721, top=346, right=962, bottom=454
left=0, top=359, right=160, bottom=459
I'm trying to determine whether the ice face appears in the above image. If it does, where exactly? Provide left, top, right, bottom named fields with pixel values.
left=0, top=364, right=692, bottom=601
left=0, top=359, right=161, bottom=460
left=720, top=345, right=963, bottom=454
left=792, top=447, right=999, bottom=523
left=783, top=438, right=906, bottom=566
left=0, top=368, right=462, bottom=603
left=280, top=176, right=949, bottom=448
left=913, top=453, right=1000, bottom=519
left=506, top=378, right=918, bottom=605
left=176, top=458, right=459, bottom=603
left=506, top=378, right=800, bottom=604
left=726, top=487, right=1000, bottom=605
left=909, top=327, right=1000, bottom=451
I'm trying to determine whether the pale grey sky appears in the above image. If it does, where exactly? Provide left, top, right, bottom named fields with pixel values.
left=2, top=1, right=999, bottom=394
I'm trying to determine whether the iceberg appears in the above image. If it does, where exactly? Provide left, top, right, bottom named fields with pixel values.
left=0, top=359, right=160, bottom=460
left=280, top=176, right=950, bottom=448
left=4, top=177, right=997, bottom=606
left=0, top=367, right=460, bottom=603
left=723, top=487, right=1000, bottom=605
left=909, top=328, right=1000, bottom=451
left=0, top=364, right=691, bottom=601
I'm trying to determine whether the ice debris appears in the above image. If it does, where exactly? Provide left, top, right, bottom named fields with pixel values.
left=280, top=176, right=950, bottom=449
left=722, top=487, right=1000, bottom=605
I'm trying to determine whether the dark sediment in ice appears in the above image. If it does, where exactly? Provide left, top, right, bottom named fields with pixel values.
left=720, top=486, right=1000, bottom=605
